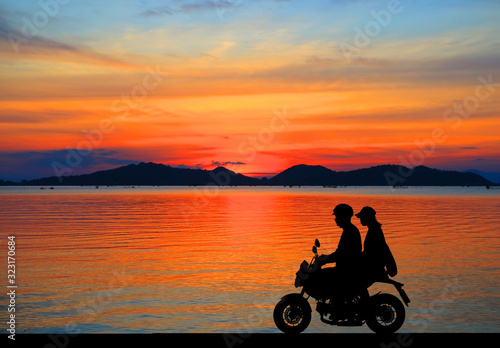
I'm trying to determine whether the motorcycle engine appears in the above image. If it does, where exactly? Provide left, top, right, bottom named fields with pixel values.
left=316, top=300, right=334, bottom=315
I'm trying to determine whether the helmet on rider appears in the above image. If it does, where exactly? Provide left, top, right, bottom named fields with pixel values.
left=332, top=203, right=354, bottom=218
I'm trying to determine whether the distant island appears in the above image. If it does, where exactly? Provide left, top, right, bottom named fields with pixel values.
left=1, top=162, right=497, bottom=187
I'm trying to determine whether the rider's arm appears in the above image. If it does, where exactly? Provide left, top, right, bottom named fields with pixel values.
left=318, top=252, right=336, bottom=265
left=326, top=252, right=336, bottom=263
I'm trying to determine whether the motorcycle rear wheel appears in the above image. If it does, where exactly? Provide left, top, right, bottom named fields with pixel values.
left=273, top=295, right=311, bottom=334
left=366, top=293, right=405, bottom=334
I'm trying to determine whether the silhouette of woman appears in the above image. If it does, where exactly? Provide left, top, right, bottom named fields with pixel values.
left=355, top=206, right=391, bottom=285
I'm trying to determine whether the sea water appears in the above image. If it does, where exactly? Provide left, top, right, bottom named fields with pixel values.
left=0, top=186, right=499, bottom=333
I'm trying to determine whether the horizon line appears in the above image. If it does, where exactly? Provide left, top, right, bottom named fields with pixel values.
left=3, top=161, right=499, bottom=184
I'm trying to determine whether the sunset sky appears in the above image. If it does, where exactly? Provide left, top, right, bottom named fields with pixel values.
left=1, top=0, right=499, bottom=181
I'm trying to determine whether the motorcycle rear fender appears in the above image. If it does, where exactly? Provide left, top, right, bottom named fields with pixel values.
left=395, top=285, right=411, bottom=307
left=377, top=278, right=411, bottom=307
left=278, top=293, right=312, bottom=312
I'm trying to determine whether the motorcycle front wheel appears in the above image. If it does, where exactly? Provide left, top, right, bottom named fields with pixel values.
left=366, top=293, right=405, bottom=334
left=273, top=294, right=311, bottom=334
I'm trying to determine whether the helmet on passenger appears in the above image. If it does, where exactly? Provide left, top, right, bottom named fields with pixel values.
left=355, top=206, right=376, bottom=219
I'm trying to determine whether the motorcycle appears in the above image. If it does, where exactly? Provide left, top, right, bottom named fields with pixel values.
left=273, top=239, right=410, bottom=334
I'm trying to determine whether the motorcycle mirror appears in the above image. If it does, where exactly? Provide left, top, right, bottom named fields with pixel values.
left=312, top=246, right=317, bottom=254
left=315, top=239, right=320, bottom=248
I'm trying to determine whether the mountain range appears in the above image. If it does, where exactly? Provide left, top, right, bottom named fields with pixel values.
left=1, top=162, right=497, bottom=186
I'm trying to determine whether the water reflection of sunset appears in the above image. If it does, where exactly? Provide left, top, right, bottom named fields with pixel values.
left=2, top=187, right=498, bottom=332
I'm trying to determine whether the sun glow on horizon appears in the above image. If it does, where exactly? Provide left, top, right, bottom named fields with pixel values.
left=0, top=0, right=499, bottom=181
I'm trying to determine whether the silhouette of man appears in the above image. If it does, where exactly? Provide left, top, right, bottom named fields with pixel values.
left=316, top=203, right=362, bottom=315
left=356, top=206, right=396, bottom=285
left=318, top=203, right=361, bottom=273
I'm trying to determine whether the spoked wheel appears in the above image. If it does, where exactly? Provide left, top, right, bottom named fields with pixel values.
left=366, top=293, right=405, bottom=334
left=273, top=294, right=311, bottom=334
